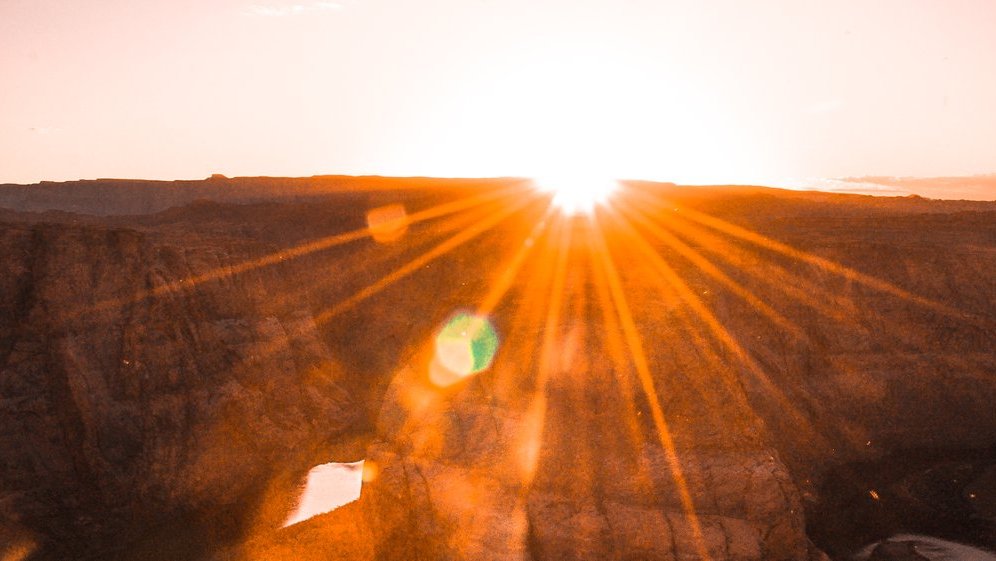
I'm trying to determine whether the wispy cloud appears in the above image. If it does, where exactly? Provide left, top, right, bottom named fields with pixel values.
left=245, top=1, right=343, bottom=17
left=772, top=177, right=910, bottom=196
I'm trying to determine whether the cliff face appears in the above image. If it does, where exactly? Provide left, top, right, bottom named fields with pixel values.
left=0, top=222, right=368, bottom=558
left=0, top=182, right=529, bottom=559
left=0, top=180, right=994, bottom=560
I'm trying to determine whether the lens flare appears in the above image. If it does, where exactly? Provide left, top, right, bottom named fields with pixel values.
left=430, top=312, right=499, bottom=386
left=533, top=175, right=619, bottom=215
left=366, top=203, right=409, bottom=243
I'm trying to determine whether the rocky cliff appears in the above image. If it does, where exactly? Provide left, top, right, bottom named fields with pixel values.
left=0, top=222, right=365, bottom=559
left=0, top=178, right=993, bottom=560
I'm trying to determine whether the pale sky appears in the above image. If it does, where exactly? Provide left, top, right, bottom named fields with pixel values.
left=1, top=0, right=994, bottom=185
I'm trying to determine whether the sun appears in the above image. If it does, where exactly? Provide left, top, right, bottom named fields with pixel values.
left=533, top=175, right=620, bottom=216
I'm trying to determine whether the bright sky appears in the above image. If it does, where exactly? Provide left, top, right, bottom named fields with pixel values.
left=1, top=0, right=994, bottom=185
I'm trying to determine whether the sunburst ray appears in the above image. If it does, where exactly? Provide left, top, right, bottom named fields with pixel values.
left=657, top=212, right=862, bottom=327
left=519, top=217, right=572, bottom=485
left=475, top=206, right=555, bottom=317
left=616, top=198, right=807, bottom=341
left=75, top=185, right=528, bottom=321
left=315, top=194, right=538, bottom=324
left=587, top=213, right=713, bottom=561
left=599, top=205, right=833, bottom=452
left=630, top=189, right=967, bottom=320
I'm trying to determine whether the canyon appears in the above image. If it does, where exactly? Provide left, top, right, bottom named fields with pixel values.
left=0, top=177, right=993, bottom=560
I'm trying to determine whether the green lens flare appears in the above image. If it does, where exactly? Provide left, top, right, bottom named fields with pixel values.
left=435, top=312, right=499, bottom=376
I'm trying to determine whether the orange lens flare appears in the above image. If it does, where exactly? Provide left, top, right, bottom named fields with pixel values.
left=366, top=203, right=409, bottom=243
